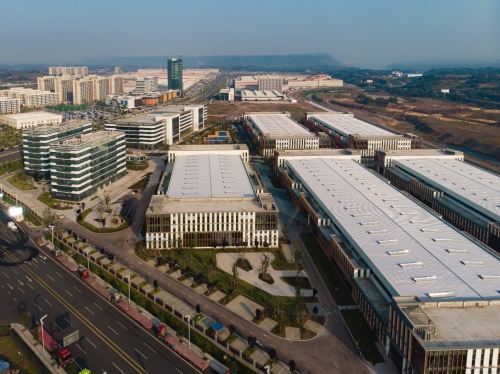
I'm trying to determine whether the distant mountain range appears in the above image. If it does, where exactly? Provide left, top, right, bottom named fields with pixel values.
left=385, top=59, right=500, bottom=72
left=79, top=53, right=342, bottom=69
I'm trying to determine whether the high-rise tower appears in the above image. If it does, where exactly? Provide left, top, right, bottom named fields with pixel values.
left=167, top=57, right=183, bottom=96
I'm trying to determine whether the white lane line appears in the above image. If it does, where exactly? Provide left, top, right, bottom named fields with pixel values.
left=116, top=321, right=128, bottom=330
left=44, top=299, right=53, bottom=307
left=65, top=290, right=73, bottom=297
left=56, top=271, right=63, bottom=278
left=135, top=349, right=147, bottom=360
left=0, top=258, right=3, bottom=262
left=18, top=287, right=25, bottom=294
left=108, top=326, right=119, bottom=335
left=112, top=363, right=124, bottom=374
left=64, top=317, right=73, bottom=326
left=55, top=322, right=63, bottom=331
left=33, top=258, right=38, bottom=263
left=176, top=369, right=183, bottom=374
left=85, top=306, right=94, bottom=315
left=76, top=344, right=86, bottom=354
left=47, top=275, right=54, bottom=281
left=11, top=269, right=18, bottom=275
left=35, top=304, right=43, bottom=311
left=13, top=297, right=17, bottom=301
left=73, top=286, right=82, bottom=293
left=94, top=302, right=103, bottom=310
left=143, top=343, right=157, bottom=353
left=3, top=272, right=9, bottom=279
left=87, top=339, right=97, bottom=349
left=27, top=283, right=34, bottom=290
left=32, top=263, right=38, bottom=268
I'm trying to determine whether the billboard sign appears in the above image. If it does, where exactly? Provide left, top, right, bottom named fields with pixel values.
left=62, top=330, right=79, bottom=347
left=8, top=207, right=23, bottom=217
left=441, top=89, right=450, bottom=93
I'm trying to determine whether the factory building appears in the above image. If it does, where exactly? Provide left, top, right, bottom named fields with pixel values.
left=284, top=75, right=343, bottom=89
left=49, top=131, right=126, bottom=201
left=375, top=149, right=500, bottom=253
left=105, top=104, right=206, bottom=149
left=257, top=75, right=283, bottom=93
left=241, top=90, right=284, bottom=101
left=1, top=112, right=62, bottom=130
left=146, top=144, right=278, bottom=249
left=243, top=112, right=330, bottom=156
left=234, top=76, right=258, bottom=92
left=276, top=148, right=500, bottom=374
left=304, top=112, right=422, bottom=162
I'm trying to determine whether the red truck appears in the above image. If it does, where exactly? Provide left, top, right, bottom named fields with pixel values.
left=78, top=267, right=112, bottom=301
left=53, top=249, right=78, bottom=272
left=35, top=327, right=72, bottom=367
left=117, top=300, right=153, bottom=330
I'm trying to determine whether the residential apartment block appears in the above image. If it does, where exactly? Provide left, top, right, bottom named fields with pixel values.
left=0, top=88, right=60, bottom=107
left=243, top=112, right=330, bottom=156
left=0, top=97, right=20, bottom=114
left=136, top=77, right=158, bottom=93
left=146, top=144, right=278, bottom=249
left=49, top=131, right=126, bottom=201
left=49, top=66, right=89, bottom=76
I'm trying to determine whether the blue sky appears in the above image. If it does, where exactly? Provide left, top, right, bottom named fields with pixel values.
left=1, top=0, right=499, bottom=67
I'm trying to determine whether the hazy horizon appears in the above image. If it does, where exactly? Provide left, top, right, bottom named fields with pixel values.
left=1, top=0, right=499, bottom=68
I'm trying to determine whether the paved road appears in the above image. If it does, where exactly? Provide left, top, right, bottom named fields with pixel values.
left=0, top=147, right=22, bottom=163
left=0, top=208, right=200, bottom=374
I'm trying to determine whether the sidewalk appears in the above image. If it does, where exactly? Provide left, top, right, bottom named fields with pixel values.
left=11, top=323, right=67, bottom=374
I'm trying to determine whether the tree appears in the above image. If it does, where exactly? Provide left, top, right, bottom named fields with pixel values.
left=94, top=205, right=106, bottom=226
left=103, top=193, right=111, bottom=210
left=17, top=312, right=29, bottom=325
left=294, top=287, right=304, bottom=321
left=293, top=248, right=302, bottom=271
left=231, top=260, right=239, bottom=287
left=281, top=222, right=290, bottom=241
left=33, top=326, right=39, bottom=341
left=313, top=306, right=319, bottom=316
left=259, top=253, right=270, bottom=281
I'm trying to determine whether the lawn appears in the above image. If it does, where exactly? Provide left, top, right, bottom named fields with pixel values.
left=0, top=336, right=41, bottom=374
left=128, top=172, right=152, bottom=190
left=0, top=162, right=23, bottom=177
left=76, top=208, right=130, bottom=233
left=37, top=192, right=74, bottom=210
left=7, top=173, right=36, bottom=190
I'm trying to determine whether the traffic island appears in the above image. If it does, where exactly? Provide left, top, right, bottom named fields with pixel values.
left=76, top=209, right=130, bottom=233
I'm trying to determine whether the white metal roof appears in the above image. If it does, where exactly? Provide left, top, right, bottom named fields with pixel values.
left=395, top=158, right=500, bottom=223
left=167, top=154, right=256, bottom=199
left=3, top=111, right=60, bottom=120
left=310, top=113, right=395, bottom=137
left=288, top=158, right=500, bottom=301
left=248, top=114, right=311, bottom=136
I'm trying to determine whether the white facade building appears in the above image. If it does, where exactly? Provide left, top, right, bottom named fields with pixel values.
left=136, top=77, right=158, bottom=93
left=219, top=88, right=234, bottom=101
left=1, top=112, right=62, bottom=130
left=49, top=66, right=88, bottom=76
left=241, top=90, right=284, bottom=101
left=0, top=88, right=60, bottom=107
left=0, top=97, right=21, bottom=114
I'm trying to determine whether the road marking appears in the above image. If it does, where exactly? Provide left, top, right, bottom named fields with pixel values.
left=18, top=287, right=25, bottom=294
left=241, top=326, right=245, bottom=330
left=26, top=276, right=32, bottom=282
left=112, top=363, right=125, bottom=374
left=73, top=286, right=82, bottom=293
left=85, top=306, right=94, bottom=315
left=143, top=343, right=156, bottom=353
left=281, top=350, right=287, bottom=354
left=76, top=344, right=86, bottom=354
left=270, top=344, right=276, bottom=347
left=44, top=299, right=53, bottom=307
left=134, top=349, right=147, bottom=360
left=65, top=290, right=73, bottom=297
left=87, top=339, right=97, bottom=348
left=3, top=272, right=9, bottom=279
left=55, top=322, right=63, bottom=331
left=47, top=275, right=54, bottom=281
left=305, top=364, right=312, bottom=368
left=33, top=258, right=38, bottom=263
left=94, top=302, right=103, bottom=310
left=108, top=326, right=119, bottom=335
left=35, top=304, right=43, bottom=311
left=117, top=321, right=128, bottom=330
left=56, top=271, right=63, bottom=278
left=0, top=258, right=3, bottom=262
left=176, top=369, right=183, bottom=374
left=27, top=283, right=34, bottom=290
left=64, top=317, right=73, bottom=326
left=293, top=357, right=299, bottom=361
left=11, top=269, right=18, bottom=275
left=32, top=263, right=38, bottom=268
left=263, top=334, right=270, bottom=339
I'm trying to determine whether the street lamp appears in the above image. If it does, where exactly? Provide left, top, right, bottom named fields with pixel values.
left=40, top=314, right=48, bottom=352
left=84, top=249, right=90, bottom=273
left=186, top=315, right=191, bottom=348
left=124, top=276, right=131, bottom=305
left=51, top=226, right=54, bottom=247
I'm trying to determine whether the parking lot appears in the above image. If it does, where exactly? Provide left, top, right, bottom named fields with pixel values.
left=62, top=109, right=114, bottom=123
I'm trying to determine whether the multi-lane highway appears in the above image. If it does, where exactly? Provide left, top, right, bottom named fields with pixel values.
left=0, top=208, right=201, bottom=374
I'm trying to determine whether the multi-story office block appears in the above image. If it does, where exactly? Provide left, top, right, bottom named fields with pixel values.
left=257, top=75, right=283, bottom=93
left=146, top=144, right=278, bottom=249
left=219, top=88, right=234, bottom=101
left=1, top=112, right=62, bottom=130
left=49, top=131, right=126, bottom=201
left=304, top=112, right=422, bottom=162
left=49, top=66, right=88, bottom=76
left=168, top=58, right=183, bottom=95
left=136, top=77, right=158, bottom=93
left=0, top=88, right=60, bottom=107
left=106, top=104, right=206, bottom=149
left=276, top=149, right=500, bottom=374
left=0, top=98, right=21, bottom=114
left=22, top=122, right=92, bottom=178
left=243, top=112, right=330, bottom=156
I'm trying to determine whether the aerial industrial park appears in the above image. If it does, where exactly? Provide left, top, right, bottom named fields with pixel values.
left=0, top=2, right=499, bottom=374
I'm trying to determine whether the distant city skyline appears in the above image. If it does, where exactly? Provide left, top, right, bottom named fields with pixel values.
left=1, top=0, right=499, bottom=68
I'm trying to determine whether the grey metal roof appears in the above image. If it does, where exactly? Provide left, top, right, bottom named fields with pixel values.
left=310, top=113, right=395, bottom=137
left=288, top=158, right=500, bottom=301
left=248, top=114, right=310, bottom=136
left=167, top=154, right=256, bottom=199
left=395, top=158, right=500, bottom=222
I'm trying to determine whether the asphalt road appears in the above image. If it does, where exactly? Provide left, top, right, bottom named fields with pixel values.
left=0, top=208, right=201, bottom=374
left=0, top=147, right=22, bottom=163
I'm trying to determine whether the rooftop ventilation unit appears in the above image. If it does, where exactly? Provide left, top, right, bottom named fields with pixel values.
left=433, top=238, right=453, bottom=243
left=352, top=213, right=370, bottom=217
left=400, top=262, right=424, bottom=268
left=480, top=275, right=500, bottom=280
left=414, top=276, right=438, bottom=283
left=428, top=292, right=454, bottom=299
left=383, top=199, right=399, bottom=202
left=360, top=221, right=379, bottom=226
left=410, top=220, right=429, bottom=224
left=446, top=249, right=468, bottom=254
left=375, top=193, right=390, bottom=196
left=333, top=193, right=349, bottom=197
left=345, top=206, right=362, bottom=210
left=339, top=199, right=356, bottom=203
left=392, top=205, right=408, bottom=209
left=377, top=239, right=398, bottom=245
left=400, top=212, right=417, bottom=216
left=368, top=230, right=388, bottom=235
left=323, top=183, right=336, bottom=186
left=453, top=182, right=467, bottom=185
left=462, top=261, right=485, bottom=266
left=388, top=250, right=410, bottom=256
left=421, top=229, right=440, bottom=233
left=444, top=178, right=457, bottom=180
left=485, top=197, right=500, bottom=201
left=317, top=178, right=332, bottom=181
left=473, top=192, right=488, bottom=195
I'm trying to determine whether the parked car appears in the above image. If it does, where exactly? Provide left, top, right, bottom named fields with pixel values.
left=56, top=212, right=64, bottom=218
left=129, top=191, right=135, bottom=195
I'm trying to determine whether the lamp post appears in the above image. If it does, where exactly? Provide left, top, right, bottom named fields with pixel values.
left=124, top=276, right=131, bottom=305
left=186, top=315, right=191, bottom=348
left=40, top=314, right=48, bottom=353
left=84, top=249, right=90, bottom=273
left=51, top=226, right=54, bottom=247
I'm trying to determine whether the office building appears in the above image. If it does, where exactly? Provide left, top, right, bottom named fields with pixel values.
left=49, top=66, right=89, bottom=76
left=258, top=75, right=283, bottom=93
left=1, top=112, right=62, bottom=130
left=146, top=144, right=278, bottom=249
left=168, top=58, right=183, bottom=95
left=0, top=88, right=60, bottom=107
left=243, top=112, right=330, bottom=156
left=0, top=98, right=21, bottom=114
left=376, top=149, right=500, bottom=253
left=49, top=131, right=126, bottom=201
left=126, top=153, right=146, bottom=167
left=106, top=104, right=206, bottom=149
left=136, top=77, right=158, bottom=93
left=22, top=122, right=92, bottom=178
left=219, top=88, right=234, bottom=101
left=276, top=149, right=500, bottom=374
left=241, top=90, right=284, bottom=101
left=304, top=112, right=422, bottom=161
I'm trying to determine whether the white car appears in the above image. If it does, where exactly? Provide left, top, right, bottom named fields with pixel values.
left=129, top=191, right=135, bottom=195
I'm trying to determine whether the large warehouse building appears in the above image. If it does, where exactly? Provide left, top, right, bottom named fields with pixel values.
left=304, top=112, right=422, bottom=161
left=243, top=112, right=330, bottom=156
left=0, top=112, right=62, bottom=129
left=146, top=144, right=278, bottom=249
left=276, top=149, right=500, bottom=374
left=376, top=149, right=500, bottom=253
